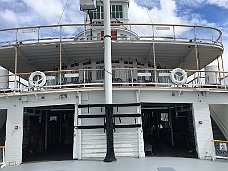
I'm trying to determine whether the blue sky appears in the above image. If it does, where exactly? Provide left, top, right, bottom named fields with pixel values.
left=0, top=0, right=228, bottom=65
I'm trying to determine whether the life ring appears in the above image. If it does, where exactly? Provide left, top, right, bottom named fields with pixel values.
left=170, top=68, right=187, bottom=85
left=29, top=71, right=47, bottom=87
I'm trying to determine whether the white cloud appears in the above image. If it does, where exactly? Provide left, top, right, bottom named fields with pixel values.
left=0, top=9, right=19, bottom=26
left=129, top=0, right=184, bottom=24
left=22, top=0, right=66, bottom=24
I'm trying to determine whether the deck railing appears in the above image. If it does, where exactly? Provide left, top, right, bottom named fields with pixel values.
left=0, top=23, right=223, bottom=47
left=0, top=68, right=227, bottom=93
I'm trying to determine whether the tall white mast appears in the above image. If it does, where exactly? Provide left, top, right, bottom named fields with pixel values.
left=104, top=0, right=112, bottom=104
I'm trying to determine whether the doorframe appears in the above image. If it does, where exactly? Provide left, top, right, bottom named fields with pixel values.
left=73, top=92, right=81, bottom=159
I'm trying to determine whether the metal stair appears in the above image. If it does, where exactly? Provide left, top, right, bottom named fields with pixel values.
left=211, top=117, right=226, bottom=140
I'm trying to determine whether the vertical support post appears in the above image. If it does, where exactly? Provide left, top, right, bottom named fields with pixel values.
left=173, top=25, right=175, bottom=41
left=104, top=105, right=116, bottom=162
left=217, top=57, right=221, bottom=85
left=220, top=51, right=226, bottom=88
left=103, top=0, right=115, bottom=162
left=168, top=106, right=174, bottom=146
left=195, top=45, right=199, bottom=85
left=153, top=43, right=157, bottom=84
left=59, top=26, right=62, bottom=86
left=45, top=110, right=48, bottom=150
left=104, top=0, right=112, bottom=104
left=14, top=46, right=18, bottom=91
left=38, top=27, right=40, bottom=44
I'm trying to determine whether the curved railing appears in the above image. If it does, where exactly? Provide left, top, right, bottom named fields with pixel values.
left=0, top=23, right=223, bottom=47
left=0, top=68, right=228, bottom=93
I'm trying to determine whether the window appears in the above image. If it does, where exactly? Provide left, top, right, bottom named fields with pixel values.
left=89, top=5, right=123, bottom=20
left=112, top=5, right=123, bottom=19
left=90, top=6, right=104, bottom=19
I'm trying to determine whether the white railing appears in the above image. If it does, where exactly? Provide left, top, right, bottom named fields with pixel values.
left=0, top=68, right=228, bottom=93
left=0, top=23, right=223, bottom=47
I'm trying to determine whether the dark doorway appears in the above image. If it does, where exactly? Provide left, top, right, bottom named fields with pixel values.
left=0, top=109, right=7, bottom=147
left=22, top=104, right=75, bottom=162
left=141, top=103, right=197, bottom=158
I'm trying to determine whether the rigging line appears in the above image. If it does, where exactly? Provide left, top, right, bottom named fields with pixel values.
left=53, top=0, right=69, bottom=36
left=140, top=0, right=158, bottom=37
left=57, top=0, right=69, bottom=25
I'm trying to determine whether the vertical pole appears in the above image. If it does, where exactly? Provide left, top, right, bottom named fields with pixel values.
left=168, top=106, right=174, bottom=146
left=45, top=110, right=48, bottom=150
left=14, top=28, right=18, bottom=89
left=103, top=0, right=116, bottom=162
left=104, top=0, right=112, bottom=104
left=220, top=51, right=226, bottom=88
left=14, top=46, right=18, bottom=90
left=217, top=57, right=221, bottom=85
left=153, top=43, right=157, bottom=84
left=59, top=26, right=62, bottom=86
left=195, top=45, right=199, bottom=84
left=38, top=27, right=40, bottom=44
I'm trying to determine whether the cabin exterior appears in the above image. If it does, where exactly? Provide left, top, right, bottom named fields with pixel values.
left=0, top=0, right=227, bottom=166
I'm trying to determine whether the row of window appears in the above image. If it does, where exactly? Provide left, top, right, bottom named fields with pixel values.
left=89, top=5, right=123, bottom=20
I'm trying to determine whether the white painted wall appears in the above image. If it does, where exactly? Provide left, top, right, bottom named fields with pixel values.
left=79, top=90, right=140, bottom=158
left=0, top=91, right=78, bottom=165
left=192, top=102, right=215, bottom=159
left=1, top=88, right=228, bottom=164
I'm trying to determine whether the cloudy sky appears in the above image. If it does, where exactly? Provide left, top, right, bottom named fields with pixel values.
left=0, top=0, right=228, bottom=66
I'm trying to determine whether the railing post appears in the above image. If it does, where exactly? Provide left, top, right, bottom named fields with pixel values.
left=38, top=27, right=40, bottom=44
left=152, top=25, right=155, bottom=40
left=59, top=26, right=62, bottom=86
left=83, top=70, right=86, bottom=87
left=131, top=69, right=133, bottom=86
left=14, top=46, right=18, bottom=91
left=173, top=25, right=175, bottom=41
left=211, top=28, right=214, bottom=43
left=194, top=26, right=196, bottom=42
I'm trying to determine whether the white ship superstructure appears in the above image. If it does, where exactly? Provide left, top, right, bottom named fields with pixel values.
left=0, top=0, right=227, bottom=166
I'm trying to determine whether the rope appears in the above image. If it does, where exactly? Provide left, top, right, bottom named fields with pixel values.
left=57, top=0, right=69, bottom=25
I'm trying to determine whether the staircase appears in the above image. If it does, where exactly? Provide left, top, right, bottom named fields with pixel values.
left=211, top=117, right=226, bottom=140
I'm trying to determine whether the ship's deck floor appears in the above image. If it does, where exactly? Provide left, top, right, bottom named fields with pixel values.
left=2, top=157, right=227, bottom=171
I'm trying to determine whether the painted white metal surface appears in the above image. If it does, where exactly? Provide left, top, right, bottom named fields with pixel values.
left=0, top=68, right=9, bottom=89
left=205, top=65, right=218, bottom=85
left=1, top=88, right=228, bottom=165
left=79, top=90, right=140, bottom=158
left=104, top=0, right=112, bottom=104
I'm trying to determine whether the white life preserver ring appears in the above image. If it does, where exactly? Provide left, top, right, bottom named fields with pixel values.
left=29, top=71, right=47, bottom=88
left=170, top=68, right=187, bottom=85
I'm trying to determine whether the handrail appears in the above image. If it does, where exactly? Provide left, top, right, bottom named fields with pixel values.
left=1, top=68, right=228, bottom=92
left=0, top=23, right=223, bottom=47
left=212, top=140, right=228, bottom=143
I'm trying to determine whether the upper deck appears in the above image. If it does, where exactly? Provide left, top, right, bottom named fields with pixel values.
left=0, top=23, right=226, bottom=94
